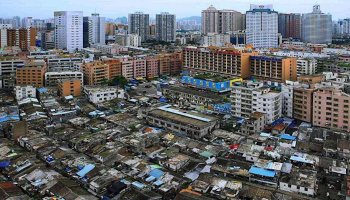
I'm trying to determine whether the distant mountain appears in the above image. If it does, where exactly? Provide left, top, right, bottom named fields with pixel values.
left=178, top=16, right=201, bottom=22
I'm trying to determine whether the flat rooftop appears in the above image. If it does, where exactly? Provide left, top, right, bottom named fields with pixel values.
left=164, top=86, right=223, bottom=101
left=149, top=105, right=217, bottom=128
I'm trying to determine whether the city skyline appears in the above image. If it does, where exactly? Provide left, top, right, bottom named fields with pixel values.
left=0, top=0, right=349, bottom=20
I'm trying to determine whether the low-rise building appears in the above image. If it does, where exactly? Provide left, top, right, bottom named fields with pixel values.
left=202, top=33, right=231, bottom=47
left=297, top=59, right=317, bottom=76
left=14, top=85, right=36, bottom=101
left=147, top=105, right=218, bottom=139
left=279, top=169, right=317, bottom=197
left=84, top=86, right=125, bottom=104
left=45, top=71, right=83, bottom=86
left=16, top=60, right=47, bottom=87
left=58, top=79, right=82, bottom=97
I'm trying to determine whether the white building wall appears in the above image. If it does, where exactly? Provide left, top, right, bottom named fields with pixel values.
left=246, top=5, right=278, bottom=49
left=14, top=85, right=36, bottom=100
left=54, top=11, right=83, bottom=52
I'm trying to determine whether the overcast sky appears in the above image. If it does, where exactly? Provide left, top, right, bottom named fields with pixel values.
left=0, top=0, right=348, bottom=20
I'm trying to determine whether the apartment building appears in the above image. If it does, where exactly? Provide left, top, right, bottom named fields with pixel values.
left=14, top=85, right=36, bottom=101
left=146, top=57, right=159, bottom=79
left=45, top=71, right=83, bottom=86
left=58, top=79, right=82, bottom=97
left=103, top=59, right=122, bottom=79
left=313, top=84, right=350, bottom=132
left=16, top=60, right=47, bottom=87
left=47, top=57, right=82, bottom=72
left=0, top=59, right=25, bottom=88
left=281, top=81, right=300, bottom=118
left=82, top=61, right=109, bottom=85
left=297, top=59, right=317, bottom=76
left=158, top=52, right=182, bottom=75
left=183, top=47, right=257, bottom=78
left=250, top=56, right=297, bottom=82
left=231, top=81, right=282, bottom=124
left=84, top=86, right=125, bottom=104
left=6, top=28, right=37, bottom=51
left=293, top=75, right=324, bottom=123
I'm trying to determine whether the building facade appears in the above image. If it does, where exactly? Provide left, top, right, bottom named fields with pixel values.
left=128, top=12, right=149, bottom=42
left=250, top=56, right=297, bottom=82
left=302, top=5, right=332, bottom=44
left=246, top=5, right=278, bottom=48
left=16, top=60, right=47, bottom=87
left=201, top=6, right=244, bottom=35
left=156, top=13, right=176, bottom=42
left=58, top=79, right=82, bottom=97
left=278, top=13, right=302, bottom=39
left=54, top=11, right=83, bottom=52
left=183, top=47, right=256, bottom=78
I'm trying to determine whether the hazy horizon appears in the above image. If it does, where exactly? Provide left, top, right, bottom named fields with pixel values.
left=0, top=0, right=348, bottom=20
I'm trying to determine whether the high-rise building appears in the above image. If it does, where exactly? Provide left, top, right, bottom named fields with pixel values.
left=156, top=12, right=176, bottom=42
left=12, top=16, right=21, bottom=28
left=21, top=17, right=33, bottom=28
left=128, top=12, right=149, bottom=42
left=246, top=4, right=278, bottom=49
left=302, top=5, right=332, bottom=44
left=83, top=13, right=106, bottom=47
left=82, top=61, right=110, bottom=85
left=278, top=13, right=302, bottom=39
left=201, top=5, right=243, bottom=35
left=202, top=33, right=230, bottom=47
left=105, top=23, right=116, bottom=36
left=54, top=11, right=83, bottom=52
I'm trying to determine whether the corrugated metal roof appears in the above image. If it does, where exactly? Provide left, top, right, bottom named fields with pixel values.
left=249, top=166, right=276, bottom=177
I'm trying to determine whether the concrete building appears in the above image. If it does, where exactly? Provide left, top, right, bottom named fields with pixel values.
left=202, top=33, right=230, bottom=47
left=302, top=5, right=332, bottom=44
left=45, top=71, right=83, bottom=87
left=146, top=56, right=159, bottom=79
left=246, top=5, right=278, bottom=49
left=250, top=55, right=297, bottom=83
left=83, top=13, right=106, bottom=47
left=6, top=28, right=37, bottom=51
left=281, top=81, right=300, bottom=118
left=156, top=12, right=176, bottom=42
left=41, top=30, right=55, bottom=50
left=201, top=6, right=244, bottom=35
left=128, top=12, right=149, bottom=42
left=54, top=11, right=83, bottom=52
left=238, top=112, right=266, bottom=136
left=47, top=57, right=82, bottom=71
left=0, top=59, right=25, bottom=88
left=252, top=86, right=282, bottom=124
left=231, top=81, right=282, bottom=124
left=183, top=46, right=256, bottom=78
left=293, top=75, right=324, bottom=123
left=84, top=86, right=125, bottom=104
left=278, top=13, right=302, bottom=39
left=82, top=61, right=109, bottom=85
left=158, top=52, right=182, bottom=76
left=14, top=85, right=36, bottom=101
left=297, top=59, right=317, bottom=76
left=147, top=105, right=218, bottom=139
left=115, top=33, right=141, bottom=47
left=16, top=60, right=47, bottom=87
left=313, top=84, right=350, bottom=132
left=57, top=79, right=82, bottom=97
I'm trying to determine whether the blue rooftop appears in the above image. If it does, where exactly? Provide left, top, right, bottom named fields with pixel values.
left=76, top=164, right=95, bottom=177
left=149, top=168, right=164, bottom=179
left=280, top=134, right=296, bottom=141
left=249, top=166, right=276, bottom=177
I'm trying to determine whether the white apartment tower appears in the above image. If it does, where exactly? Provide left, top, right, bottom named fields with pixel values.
left=156, top=12, right=176, bottom=42
left=54, top=11, right=83, bottom=52
left=246, top=4, right=278, bottom=49
left=90, top=13, right=106, bottom=44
